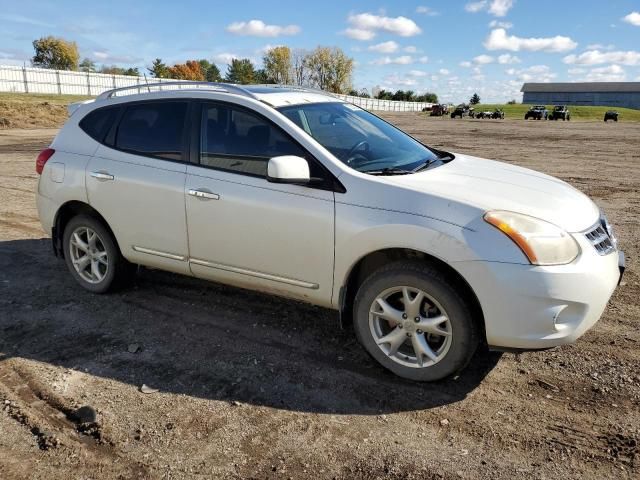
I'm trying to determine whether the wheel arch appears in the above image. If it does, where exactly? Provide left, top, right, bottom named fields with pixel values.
left=52, top=200, right=120, bottom=258
left=338, top=248, right=486, bottom=340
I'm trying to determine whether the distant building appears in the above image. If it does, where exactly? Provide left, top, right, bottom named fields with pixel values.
left=521, top=82, right=640, bottom=110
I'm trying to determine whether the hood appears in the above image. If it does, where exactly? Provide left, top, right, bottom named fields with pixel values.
left=385, top=153, right=599, bottom=232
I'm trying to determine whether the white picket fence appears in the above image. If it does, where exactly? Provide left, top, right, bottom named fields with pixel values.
left=0, top=65, right=433, bottom=112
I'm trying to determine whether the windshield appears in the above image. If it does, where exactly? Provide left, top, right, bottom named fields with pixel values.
left=277, top=102, right=441, bottom=173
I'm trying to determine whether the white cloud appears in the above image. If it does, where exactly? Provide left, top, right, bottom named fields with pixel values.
left=226, top=19, right=300, bottom=37
left=497, top=53, right=521, bottom=64
left=92, top=51, right=142, bottom=63
left=585, top=64, right=626, bottom=81
left=465, top=0, right=514, bottom=16
left=586, top=43, right=615, bottom=51
left=489, top=0, right=514, bottom=17
left=344, top=28, right=376, bottom=40
left=563, top=49, right=640, bottom=66
left=465, top=1, right=487, bottom=13
left=439, top=68, right=451, bottom=75
left=347, top=12, right=422, bottom=40
left=506, top=64, right=556, bottom=82
left=474, top=54, right=495, bottom=64
left=212, top=52, right=241, bottom=65
left=567, top=67, right=586, bottom=75
left=408, top=70, right=428, bottom=77
left=382, top=74, right=418, bottom=87
left=418, top=56, right=429, bottom=63
left=404, top=46, right=418, bottom=53
left=416, top=6, right=438, bottom=16
left=484, top=28, right=577, bottom=52
left=489, top=20, right=513, bottom=29
left=622, top=12, right=640, bottom=26
left=459, top=61, right=472, bottom=67
left=0, top=13, right=53, bottom=27
left=371, top=55, right=414, bottom=65
left=368, top=41, right=399, bottom=53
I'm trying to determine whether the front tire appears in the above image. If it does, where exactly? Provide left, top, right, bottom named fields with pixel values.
left=353, top=261, right=480, bottom=381
left=63, top=215, right=134, bottom=293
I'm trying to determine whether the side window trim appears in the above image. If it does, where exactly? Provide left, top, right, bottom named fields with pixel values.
left=196, top=100, right=345, bottom=192
left=107, top=99, right=191, bottom=164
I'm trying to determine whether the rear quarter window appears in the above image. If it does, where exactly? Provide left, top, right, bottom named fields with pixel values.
left=115, top=101, right=188, bottom=161
left=79, top=107, right=119, bottom=143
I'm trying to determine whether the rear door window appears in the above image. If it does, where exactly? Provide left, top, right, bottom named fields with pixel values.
left=115, top=101, right=188, bottom=161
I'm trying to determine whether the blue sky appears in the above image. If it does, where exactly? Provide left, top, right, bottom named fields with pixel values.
left=1, top=0, right=639, bottom=102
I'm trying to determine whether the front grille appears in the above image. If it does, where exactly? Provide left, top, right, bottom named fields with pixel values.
left=584, top=222, right=615, bottom=255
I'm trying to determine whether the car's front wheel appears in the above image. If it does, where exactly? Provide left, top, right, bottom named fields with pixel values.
left=353, top=261, right=480, bottom=381
left=63, top=215, right=134, bottom=293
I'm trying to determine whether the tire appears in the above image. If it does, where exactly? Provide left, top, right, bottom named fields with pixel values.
left=353, top=261, right=480, bottom=382
left=63, top=214, right=134, bottom=293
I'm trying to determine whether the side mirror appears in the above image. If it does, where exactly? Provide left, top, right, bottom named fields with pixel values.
left=267, top=156, right=311, bottom=184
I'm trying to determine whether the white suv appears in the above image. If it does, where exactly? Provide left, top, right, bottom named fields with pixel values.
left=36, top=83, right=624, bottom=381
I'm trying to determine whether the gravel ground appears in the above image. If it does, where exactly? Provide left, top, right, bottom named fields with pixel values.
left=0, top=115, right=638, bottom=479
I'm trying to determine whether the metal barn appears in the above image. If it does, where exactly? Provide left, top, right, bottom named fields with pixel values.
left=521, top=82, right=640, bottom=110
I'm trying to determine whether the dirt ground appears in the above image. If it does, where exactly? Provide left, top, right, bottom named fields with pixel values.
left=0, top=116, right=638, bottom=480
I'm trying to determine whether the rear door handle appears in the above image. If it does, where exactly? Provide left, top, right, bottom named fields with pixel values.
left=90, top=171, right=114, bottom=181
left=188, top=189, right=220, bottom=200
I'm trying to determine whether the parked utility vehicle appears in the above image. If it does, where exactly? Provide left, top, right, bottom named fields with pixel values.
left=36, top=83, right=624, bottom=381
left=524, top=105, right=548, bottom=120
left=549, top=105, right=571, bottom=121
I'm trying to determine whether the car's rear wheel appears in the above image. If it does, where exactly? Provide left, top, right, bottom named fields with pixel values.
left=353, top=261, right=480, bottom=381
left=63, top=215, right=134, bottom=293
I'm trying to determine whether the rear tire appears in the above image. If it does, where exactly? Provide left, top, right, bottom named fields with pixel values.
left=353, top=261, right=480, bottom=381
left=63, top=215, right=135, bottom=293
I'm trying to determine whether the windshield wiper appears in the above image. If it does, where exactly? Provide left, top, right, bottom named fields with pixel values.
left=361, top=167, right=415, bottom=176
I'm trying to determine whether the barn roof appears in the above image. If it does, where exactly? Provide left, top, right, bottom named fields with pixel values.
left=521, top=82, right=640, bottom=93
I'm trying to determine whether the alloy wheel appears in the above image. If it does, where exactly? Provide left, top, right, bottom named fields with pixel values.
left=69, top=226, right=109, bottom=284
left=369, top=286, right=452, bottom=368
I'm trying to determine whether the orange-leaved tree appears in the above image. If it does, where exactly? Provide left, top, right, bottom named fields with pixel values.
left=167, top=60, right=205, bottom=80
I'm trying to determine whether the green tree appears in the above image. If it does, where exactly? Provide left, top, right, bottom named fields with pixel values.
left=32, top=36, right=79, bottom=70
left=123, top=67, right=140, bottom=76
left=225, top=58, right=256, bottom=84
left=263, top=46, right=291, bottom=84
left=470, top=93, right=481, bottom=105
left=198, top=60, right=222, bottom=82
left=148, top=58, right=169, bottom=78
left=416, top=92, right=438, bottom=103
left=79, top=58, right=96, bottom=73
left=254, top=69, right=271, bottom=84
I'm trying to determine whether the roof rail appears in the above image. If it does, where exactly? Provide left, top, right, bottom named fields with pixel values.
left=249, top=84, right=340, bottom=97
left=96, top=81, right=259, bottom=100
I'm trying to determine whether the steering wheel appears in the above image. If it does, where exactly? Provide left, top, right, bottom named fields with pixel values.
left=345, top=140, right=370, bottom=166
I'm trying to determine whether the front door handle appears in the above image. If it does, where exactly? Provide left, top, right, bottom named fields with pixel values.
left=188, top=189, right=220, bottom=200
left=90, top=171, right=114, bottom=181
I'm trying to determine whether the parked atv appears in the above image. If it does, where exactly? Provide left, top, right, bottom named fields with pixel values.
left=549, top=105, right=571, bottom=121
left=604, top=110, right=619, bottom=122
left=524, top=105, right=548, bottom=120
left=430, top=104, right=449, bottom=116
left=451, top=104, right=474, bottom=118
left=474, top=110, right=493, bottom=119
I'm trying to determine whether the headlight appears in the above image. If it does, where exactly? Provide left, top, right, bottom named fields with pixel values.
left=484, top=211, right=580, bottom=265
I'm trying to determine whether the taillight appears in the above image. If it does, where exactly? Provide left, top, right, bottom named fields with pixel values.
left=36, top=148, right=55, bottom=174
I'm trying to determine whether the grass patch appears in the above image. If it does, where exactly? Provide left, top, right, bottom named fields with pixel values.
left=475, top=103, right=640, bottom=122
left=0, top=92, right=93, bottom=105
left=0, top=92, right=94, bottom=129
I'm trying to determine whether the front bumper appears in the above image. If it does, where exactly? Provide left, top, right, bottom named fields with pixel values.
left=453, top=240, right=623, bottom=350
